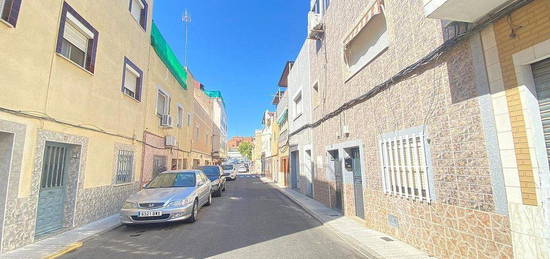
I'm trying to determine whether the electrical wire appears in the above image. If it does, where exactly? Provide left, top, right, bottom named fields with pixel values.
left=289, top=0, right=533, bottom=139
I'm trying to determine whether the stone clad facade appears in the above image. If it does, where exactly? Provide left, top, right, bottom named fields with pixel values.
left=303, top=0, right=518, bottom=257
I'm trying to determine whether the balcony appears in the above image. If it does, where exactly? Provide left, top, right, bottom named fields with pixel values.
left=424, top=0, right=510, bottom=22
left=307, top=11, right=324, bottom=39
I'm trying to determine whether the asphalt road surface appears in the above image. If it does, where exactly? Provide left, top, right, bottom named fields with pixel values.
left=63, top=174, right=365, bottom=259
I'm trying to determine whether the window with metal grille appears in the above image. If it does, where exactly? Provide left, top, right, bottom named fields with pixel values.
left=380, top=127, right=433, bottom=202
left=116, top=150, right=134, bottom=184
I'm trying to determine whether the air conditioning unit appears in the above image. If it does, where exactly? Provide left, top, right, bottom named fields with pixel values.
left=342, top=125, right=350, bottom=137
left=165, top=135, right=177, bottom=147
left=307, top=11, right=324, bottom=40
left=160, top=114, right=173, bottom=128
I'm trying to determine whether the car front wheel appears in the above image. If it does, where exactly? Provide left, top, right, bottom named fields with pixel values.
left=187, top=199, right=198, bottom=223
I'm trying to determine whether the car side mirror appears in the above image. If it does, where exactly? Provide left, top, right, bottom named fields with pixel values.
left=142, top=183, right=148, bottom=188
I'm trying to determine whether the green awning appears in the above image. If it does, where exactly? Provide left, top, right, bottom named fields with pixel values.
left=203, top=90, right=225, bottom=107
left=151, top=22, right=187, bottom=89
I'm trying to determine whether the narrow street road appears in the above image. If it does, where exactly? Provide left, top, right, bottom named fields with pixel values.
left=62, top=174, right=365, bottom=259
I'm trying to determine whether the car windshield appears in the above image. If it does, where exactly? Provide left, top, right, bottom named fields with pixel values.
left=198, top=166, right=220, bottom=180
left=146, top=173, right=196, bottom=188
left=222, top=165, right=233, bottom=170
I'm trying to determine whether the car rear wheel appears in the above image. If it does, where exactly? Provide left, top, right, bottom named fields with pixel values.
left=214, top=188, right=222, bottom=197
left=187, top=200, right=198, bottom=223
left=222, top=183, right=226, bottom=192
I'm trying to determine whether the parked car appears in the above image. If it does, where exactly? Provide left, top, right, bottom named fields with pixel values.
left=238, top=164, right=248, bottom=173
left=120, top=170, right=212, bottom=225
left=198, top=165, right=226, bottom=197
left=222, top=164, right=237, bottom=181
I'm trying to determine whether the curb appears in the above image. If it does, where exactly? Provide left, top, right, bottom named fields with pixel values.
left=44, top=242, right=83, bottom=259
left=259, top=177, right=382, bottom=259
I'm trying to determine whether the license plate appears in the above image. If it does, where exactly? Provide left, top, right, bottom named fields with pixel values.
left=138, top=211, right=162, bottom=217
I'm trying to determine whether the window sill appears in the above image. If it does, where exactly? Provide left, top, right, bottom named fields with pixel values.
left=343, top=46, right=388, bottom=83
left=122, top=92, right=141, bottom=103
left=113, top=181, right=135, bottom=187
left=56, top=52, right=94, bottom=76
left=0, top=18, right=14, bottom=28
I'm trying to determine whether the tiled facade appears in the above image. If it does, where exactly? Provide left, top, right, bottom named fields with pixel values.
left=301, top=0, right=522, bottom=257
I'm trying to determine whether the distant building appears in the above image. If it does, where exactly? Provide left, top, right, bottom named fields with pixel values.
left=228, top=136, right=254, bottom=149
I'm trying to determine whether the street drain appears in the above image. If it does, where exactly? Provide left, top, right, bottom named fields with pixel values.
left=380, top=237, right=394, bottom=242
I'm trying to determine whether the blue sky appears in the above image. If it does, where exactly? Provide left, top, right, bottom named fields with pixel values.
left=153, top=1, right=309, bottom=138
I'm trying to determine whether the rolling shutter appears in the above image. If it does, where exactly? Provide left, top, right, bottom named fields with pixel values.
left=64, top=21, right=88, bottom=52
left=130, top=0, right=142, bottom=22
left=532, top=58, right=550, bottom=163
left=124, top=68, right=138, bottom=94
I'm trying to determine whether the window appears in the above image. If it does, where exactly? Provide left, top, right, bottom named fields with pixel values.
left=116, top=150, right=134, bottom=184
left=177, top=106, right=184, bottom=128
left=128, top=0, right=147, bottom=29
left=194, top=126, right=199, bottom=140
left=156, top=90, right=169, bottom=115
left=343, top=3, right=387, bottom=78
left=380, top=127, right=433, bottom=202
left=56, top=3, right=98, bottom=73
left=122, top=57, right=143, bottom=101
left=0, top=0, right=22, bottom=27
left=188, top=113, right=192, bottom=126
left=293, top=92, right=303, bottom=118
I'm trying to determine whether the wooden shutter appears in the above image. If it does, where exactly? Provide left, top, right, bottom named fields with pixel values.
left=532, top=58, right=550, bottom=163
left=2, top=0, right=21, bottom=27
left=139, top=1, right=147, bottom=29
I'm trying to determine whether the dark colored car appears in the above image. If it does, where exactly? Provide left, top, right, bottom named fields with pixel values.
left=197, top=166, right=226, bottom=197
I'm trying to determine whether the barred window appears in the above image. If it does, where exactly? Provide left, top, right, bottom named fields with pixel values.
left=380, top=128, right=432, bottom=202
left=116, top=150, right=134, bottom=184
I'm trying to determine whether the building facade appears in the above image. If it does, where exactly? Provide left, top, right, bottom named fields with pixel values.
left=0, top=0, right=225, bottom=253
left=227, top=136, right=254, bottom=150
left=287, top=40, right=314, bottom=196
left=0, top=0, right=151, bottom=252
left=284, top=0, right=549, bottom=257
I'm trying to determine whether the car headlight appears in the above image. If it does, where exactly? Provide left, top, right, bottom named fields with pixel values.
left=122, top=201, right=137, bottom=209
left=167, top=197, right=194, bottom=207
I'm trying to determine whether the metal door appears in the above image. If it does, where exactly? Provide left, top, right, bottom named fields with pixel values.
left=330, top=150, right=344, bottom=212
left=291, top=151, right=299, bottom=189
left=36, top=143, right=68, bottom=237
left=532, top=58, right=550, bottom=164
left=351, top=148, right=365, bottom=219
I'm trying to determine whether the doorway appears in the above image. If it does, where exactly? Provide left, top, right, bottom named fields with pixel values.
left=0, top=132, right=14, bottom=247
left=290, top=151, right=299, bottom=189
left=348, top=147, right=364, bottom=219
left=329, top=150, right=343, bottom=212
left=35, top=142, right=69, bottom=237
left=305, top=150, right=314, bottom=197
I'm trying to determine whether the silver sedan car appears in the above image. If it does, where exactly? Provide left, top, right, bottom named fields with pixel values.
left=120, top=170, right=212, bottom=225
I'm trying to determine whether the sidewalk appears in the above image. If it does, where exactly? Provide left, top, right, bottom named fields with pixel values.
left=260, top=177, right=433, bottom=259
left=1, top=215, right=120, bottom=259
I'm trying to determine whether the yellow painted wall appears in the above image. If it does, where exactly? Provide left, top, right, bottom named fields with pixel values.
left=0, top=0, right=153, bottom=193
left=144, top=48, right=194, bottom=153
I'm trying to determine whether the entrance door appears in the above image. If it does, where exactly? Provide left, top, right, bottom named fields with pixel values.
left=36, top=142, right=69, bottom=237
left=290, top=151, right=299, bottom=189
left=329, top=150, right=344, bottom=212
left=532, top=58, right=550, bottom=164
left=351, top=148, right=364, bottom=219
